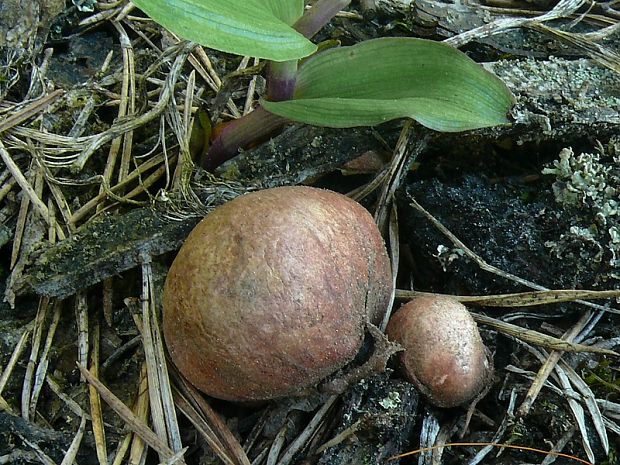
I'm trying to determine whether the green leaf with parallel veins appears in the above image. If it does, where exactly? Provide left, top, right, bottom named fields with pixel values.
left=262, top=37, right=515, bottom=130
left=132, top=0, right=314, bottom=61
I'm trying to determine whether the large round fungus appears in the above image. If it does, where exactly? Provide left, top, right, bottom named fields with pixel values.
left=386, top=296, right=493, bottom=408
left=163, top=186, right=392, bottom=401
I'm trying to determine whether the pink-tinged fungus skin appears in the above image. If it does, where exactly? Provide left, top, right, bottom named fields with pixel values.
left=164, top=186, right=391, bottom=401
left=386, top=296, right=493, bottom=408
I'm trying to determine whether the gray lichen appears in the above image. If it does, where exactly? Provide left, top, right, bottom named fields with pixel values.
left=490, top=57, right=620, bottom=144
left=542, top=141, right=620, bottom=282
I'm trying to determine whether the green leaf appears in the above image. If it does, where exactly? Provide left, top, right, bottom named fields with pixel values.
left=263, top=0, right=304, bottom=26
left=262, top=37, right=515, bottom=131
left=132, top=0, right=315, bottom=62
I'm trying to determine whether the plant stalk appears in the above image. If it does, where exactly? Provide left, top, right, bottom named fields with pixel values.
left=294, top=0, right=352, bottom=39
left=203, top=0, right=352, bottom=170
left=202, top=106, right=286, bottom=171
left=267, top=61, right=298, bottom=101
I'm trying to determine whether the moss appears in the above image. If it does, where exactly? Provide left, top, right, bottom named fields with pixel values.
left=601, top=444, right=617, bottom=465
left=582, top=360, right=620, bottom=396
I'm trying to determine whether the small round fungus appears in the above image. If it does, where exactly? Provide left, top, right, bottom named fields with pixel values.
left=163, top=186, right=392, bottom=401
left=386, top=296, right=493, bottom=408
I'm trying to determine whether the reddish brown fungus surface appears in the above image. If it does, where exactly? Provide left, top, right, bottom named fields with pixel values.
left=386, top=296, right=493, bottom=408
left=163, top=186, right=392, bottom=401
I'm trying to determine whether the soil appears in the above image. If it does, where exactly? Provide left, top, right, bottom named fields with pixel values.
left=1, top=1, right=619, bottom=465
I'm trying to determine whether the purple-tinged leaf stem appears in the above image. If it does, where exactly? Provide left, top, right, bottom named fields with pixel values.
left=203, top=0, right=352, bottom=170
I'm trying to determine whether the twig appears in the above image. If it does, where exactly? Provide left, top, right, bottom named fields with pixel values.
left=444, top=0, right=587, bottom=47
left=471, top=313, right=618, bottom=356
left=395, top=289, right=620, bottom=312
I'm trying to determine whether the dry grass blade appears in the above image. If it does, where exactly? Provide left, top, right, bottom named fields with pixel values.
left=10, top=159, right=35, bottom=270
left=373, top=119, right=416, bottom=232
left=559, top=361, right=609, bottom=454
left=89, top=321, right=108, bottom=465
left=395, top=289, right=620, bottom=307
left=41, top=166, right=75, bottom=233
left=133, top=309, right=167, bottom=459
left=445, top=0, right=586, bottom=47
left=518, top=311, right=597, bottom=417
left=160, top=447, right=189, bottom=465
left=77, top=364, right=187, bottom=465
left=267, top=422, right=289, bottom=465
left=0, top=322, right=33, bottom=415
left=529, top=22, right=620, bottom=74
left=111, top=363, right=150, bottom=465
left=29, top=301, right=61, bottom=418
left=60, top=416, right=87, bottom=465
left=347, top=165, right=389, bottom=202
left=0, top=140, right=64, bottom=239
left=21, top=297, right=50, bottom=420
left=0, top=177, right=16, bottom=203
left=380, top=203, right=399, bottom=331
left=0, top=321, right=32, bottom=396
left=541, top=424, right=577, bottom=465
left=553, top=360, right=595, bottom=463
left=0, top=395, right=15, bottom=414
left=72, top=41, right=195, bottom=170
left=172, top=372, right=251, bottom=465
left=313, top=419, right=363, bottom=455
left=127, top=363, right=151, bottom=465
left=111, top=432, right=133, bottom=465
left=114, top=21, right=137, bottom=184
left=0, top=89, right=64, bottom=133
left=45, top=376, right=89, bottom=420
left=509, top=344, right=597, bottom=463
left=69, top=152, right=173, bottom=226
left=468, top=389, right=518, bottom=465
left=98, top=20, right=136, bottom=207
left=276, top=395, right=338, bottom=465
left=171, top=69, right=196, bottom=189
left=74, top=293, right=89, bottom=378
left=603, top=417, right=620, bottom=437
left=244, top=57, right=261, bottom=115
left=15, top=433, right=58, bottom=465
left=171, top=392, right=238, bottom=465
left=140, top=260, right=183, bottom=453
left=471, top=313, right=618, bottom=357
